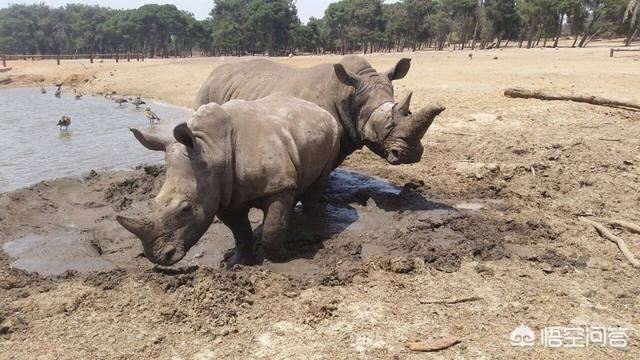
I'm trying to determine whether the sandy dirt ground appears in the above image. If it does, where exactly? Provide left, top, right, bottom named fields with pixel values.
left=1, top=43, right=639, bottom=359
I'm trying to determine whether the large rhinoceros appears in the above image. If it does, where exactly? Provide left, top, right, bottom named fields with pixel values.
left=196, top=55, right=445, bottom=166
left=117, top=95, right=341, bottom=267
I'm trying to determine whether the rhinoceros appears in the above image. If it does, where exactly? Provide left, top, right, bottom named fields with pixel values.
left=116, top=95, right=341, bottom=267
left=196, top=55, right=445, bottom=166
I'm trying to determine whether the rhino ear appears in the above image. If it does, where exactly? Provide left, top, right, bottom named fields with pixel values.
left=174, top=123, right=196, bottom=149
left=333, top=64, right=362, bottom=88
left=384, top=58, right=411, bottom=81
left=129, top=128, right=170, bottom=151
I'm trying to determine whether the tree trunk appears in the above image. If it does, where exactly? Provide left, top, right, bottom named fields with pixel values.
left=625, top=27, right=639, bottom=46
left=471, top=19, right=479, bottom=50
left=553, top=13, right=564, bottom=48
left=571, top=33, right=579, bottom=47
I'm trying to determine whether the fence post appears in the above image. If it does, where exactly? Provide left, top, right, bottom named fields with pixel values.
left=2, top=54, right=6, bottom=67
left=127, top=53, right=130, bottom=62
left=56, top=55, right=60, bottom=65
left=141, top=53, right=144, bottom=62
left=115, top=53, right=119, bottom=63
left=136, top=53, right=139, bottom=61
left=90, top=54, right=93, bottom=64
left=610, top=48, right=614, bottom=57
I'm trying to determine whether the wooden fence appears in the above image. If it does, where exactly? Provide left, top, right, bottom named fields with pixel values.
left=1, top=53, right=145, bottom=67
left=609, top=47, right=640, bottom=57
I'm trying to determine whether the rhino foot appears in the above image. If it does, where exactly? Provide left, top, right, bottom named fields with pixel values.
left=223, top=250, right=257, bottom=270
left=262, top=246, right=289, bottom=263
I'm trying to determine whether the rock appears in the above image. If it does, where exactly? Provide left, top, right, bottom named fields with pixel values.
left=151, top=335, right=164, bottom=344
left=485, top=163, right=499, bottom=172
left=193, top=251, right=204, bottom=259
left=0, top=77, right=12, bottom=85
left=474, top=264, right=494, bottom=276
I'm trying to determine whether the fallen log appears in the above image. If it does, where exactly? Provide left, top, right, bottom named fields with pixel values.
left=504, top=88, right=640, bottom=111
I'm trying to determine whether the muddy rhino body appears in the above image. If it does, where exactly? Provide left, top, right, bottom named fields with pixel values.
left=117, top=95, right=341, bottom=267
left=196, top=56, right=445, bottom=167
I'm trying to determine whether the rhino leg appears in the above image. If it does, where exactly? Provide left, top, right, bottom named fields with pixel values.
left=218, top=208, right=257, bottom=269
left=261, top=190, right=296, bottom=262
left=301, top=174, right=330, bottom=216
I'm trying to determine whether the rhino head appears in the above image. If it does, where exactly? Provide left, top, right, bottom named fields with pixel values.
left=363, top=92, right=445, bottom=164
left=116, top=117, right=224, bottom=266
left=332, top=56, right=445, bottom=164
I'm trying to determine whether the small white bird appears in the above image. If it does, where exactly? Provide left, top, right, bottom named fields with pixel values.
left=40, top=86, right=46, bottom=94
left=144, top=107, right=160, bottom=125
left=57, top=115, right=71, bottom=131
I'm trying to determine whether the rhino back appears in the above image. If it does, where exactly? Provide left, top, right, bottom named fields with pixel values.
left=221, top=96, right=340, bottom=202
left=196, top=60, right=341, bottom=118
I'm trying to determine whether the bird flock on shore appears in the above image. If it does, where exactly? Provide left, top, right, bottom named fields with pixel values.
left=43, top=84, right=161, bottom=131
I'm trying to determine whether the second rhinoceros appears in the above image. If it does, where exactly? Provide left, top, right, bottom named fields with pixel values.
left=116, top=95, right=341, bottom=268
left=196, top=55, right=445, bottom=166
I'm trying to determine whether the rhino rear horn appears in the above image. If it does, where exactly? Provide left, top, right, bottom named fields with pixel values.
left=397, top=91, right=413, bottom=116
left=405, top=104, right=446, bottom=140
left=129, top=128, right=171, bottom=151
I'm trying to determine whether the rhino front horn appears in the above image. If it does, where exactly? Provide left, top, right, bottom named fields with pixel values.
left=408, top=104, right=446, bottom=139
left=116, top=215, right=153, bottom=240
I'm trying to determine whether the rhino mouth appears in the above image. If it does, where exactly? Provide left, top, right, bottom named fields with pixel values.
left=144, top=232, right=187, bottom=266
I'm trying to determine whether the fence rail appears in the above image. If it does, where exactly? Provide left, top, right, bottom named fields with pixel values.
left=609, top=47, right=640, bottom=57
left=1, top=53, right=145, bottom=67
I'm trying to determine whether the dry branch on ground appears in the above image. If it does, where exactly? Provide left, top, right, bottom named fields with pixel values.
left=580, top=217, right=640, bottom=268
left=504, top=88, right=640, bottom=111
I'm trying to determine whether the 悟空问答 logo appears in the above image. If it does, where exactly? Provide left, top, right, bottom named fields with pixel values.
left=510, top=324, right=535, bottom=347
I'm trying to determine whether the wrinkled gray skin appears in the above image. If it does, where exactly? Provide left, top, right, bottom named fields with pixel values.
left=117, top=95, right=341, bottom=268
left=196, top=55, right=445, bottom=166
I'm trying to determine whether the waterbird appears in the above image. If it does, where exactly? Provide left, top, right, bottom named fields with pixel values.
left=40, top=86, right=46, bottom=94
left=144, top=107, right=160, bottom=125
left=131, top=97, right=146, bottom=109
left=74, top=89, right=83, bottom=99
left=468, top=53, right=473, bottom=60
left=54, top=87, right=61, bottom=97
left=57, top=115, right=71, bottom=131
left=114, top=97, right=128, bottom=107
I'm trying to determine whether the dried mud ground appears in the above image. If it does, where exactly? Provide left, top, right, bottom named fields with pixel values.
left=1, top=45, right=639, bottom=359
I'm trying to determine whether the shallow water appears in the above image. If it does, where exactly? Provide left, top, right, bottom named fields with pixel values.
left=0, top=87, right=192, bottom=192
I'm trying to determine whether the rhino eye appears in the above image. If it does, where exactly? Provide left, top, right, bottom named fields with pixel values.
left=390, top=149, right=399, bottom=158
left=178, top=202, right=192, bottom=216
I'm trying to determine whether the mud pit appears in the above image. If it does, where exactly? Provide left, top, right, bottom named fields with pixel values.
left=0, top=166, right=484, bottom=278
left=1, top=47, right=640, bottom=358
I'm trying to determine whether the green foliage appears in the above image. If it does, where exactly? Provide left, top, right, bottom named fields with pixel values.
left=0, top=0, right=635, bottom=56
left=0, top=3, right=210, bottom=56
